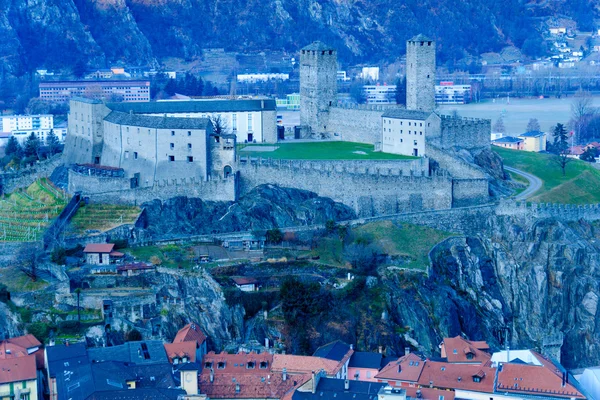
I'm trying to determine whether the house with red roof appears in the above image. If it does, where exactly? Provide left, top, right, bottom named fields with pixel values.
left=83, top=243, right=124, bottom=265
left=439, top=336, right=491, bottom=364
left=0, top=335, right=44, bottom=400
left=166, top=322, right=208, bottom=364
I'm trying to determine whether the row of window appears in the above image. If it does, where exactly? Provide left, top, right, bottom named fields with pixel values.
left=167, top=155, right=194, bottom=162
left=204, top=360, right=269, bottom=369
left=383, top=138, right=419, bottom=146
left=383, top=128, right=424, bottom=136
left=384, top=119, right=427, bottom=127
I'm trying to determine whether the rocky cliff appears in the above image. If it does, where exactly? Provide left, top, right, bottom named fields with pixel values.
left=0, top=0, right=590, bottom=75
left=389, top=214, right=600, bottom=369
left=139, top=184, right=356, bottom=238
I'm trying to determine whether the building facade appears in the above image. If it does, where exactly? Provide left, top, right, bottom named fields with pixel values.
left=406, top=35, right=436, bottom=112
left=0, top=114, right=62, bottom=145
left=381, top=110, right=440, bottom=157
left=39, top=80, right=151, bottom=103
left=435, top=83, right=471, bottom=105
left=364, top=85, right=397, bottom=105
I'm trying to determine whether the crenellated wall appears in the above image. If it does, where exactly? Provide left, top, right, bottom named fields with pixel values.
left=429, top=115, right=491, bottom=151
left=68, top=169, right=236, bottom=204
left=237, top=158, right=453, bottom=217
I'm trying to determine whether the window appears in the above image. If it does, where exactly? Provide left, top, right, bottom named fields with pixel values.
left=169, top=155, right=175, bottom=162
left=414, top=140, right=418, bottom=146
left=126, top=127, right=129, bottom=133
left=248, top=114, right=253, bottom=132
left=170, top=143, right=174, bottom=150
left=187, top=156, right=194, bottom=162
left=188, top=131, right=192, bottom=136
left=473, top=377, right=481, bottom=383
left=134, top=152, right=138, bottom=160
left=215, top=136, right=220, bottom=143
left=259, top=361, right=268, bottom=369
left=232, top=114, right=237, bottom=131
left=171, top=131, right=175, bottom=136
left=466, top=353, right=474, bottom=360
left=247, top=362, right=255, bottom=369
left=188, top=143, right=192, bottom=150
left=217, top=362, right=226, bottom=369
left=124, top=151, right=129, bottom=159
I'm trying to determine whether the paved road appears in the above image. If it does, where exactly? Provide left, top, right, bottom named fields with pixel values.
left=505, top=166, right=542, bottom=201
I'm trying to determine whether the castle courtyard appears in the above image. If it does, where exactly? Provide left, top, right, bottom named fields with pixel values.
left=238, top=141, right=417, bottom=160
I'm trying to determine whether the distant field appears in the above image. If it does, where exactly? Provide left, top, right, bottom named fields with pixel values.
left=0, top=179, right=68, bottom=242
left=70, top=204, right=141, bottom=234
left=238, top=141, right=417, bottom=160
left=440, top=96, right=600, bottom=135
left=495, top=147, right=600, bottom=204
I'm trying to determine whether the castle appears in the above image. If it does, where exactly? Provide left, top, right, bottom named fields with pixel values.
left=65, top=35, right=493, bottom=217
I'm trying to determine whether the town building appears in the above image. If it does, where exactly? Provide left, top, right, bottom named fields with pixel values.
left=83, top=243, right=124, bottom=265
left=237, top=73, right=290, bottom=83
left=277, top=94, right=301, bottom=110
left=435, top=83, right=472, bottom=105
left=364, top=85, right=397, bottom=105
left=348, top=352, right=383, bottom=382
left=39, top=80, right=151, bottom=103
left=491, top=136, right=524, bottom=150
left=271, top=341, right=354, bottom=380
left=0, top=355, right=39, bottom=400
left=361, top=67, right=380, bottom=81
left=232, top=277, right=259, bottom=292
left=518, top=131, right=547, bottom=152
left=438, top=336, right=491, bottom=364
left=170, top=322, right=208, bottom=363
left=337, top=71, right=351, bottom=82
left=0, top=114, right=64, bottom=145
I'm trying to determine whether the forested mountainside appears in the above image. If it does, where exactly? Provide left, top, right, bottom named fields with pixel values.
left=0, top=0, right=596, bottom=76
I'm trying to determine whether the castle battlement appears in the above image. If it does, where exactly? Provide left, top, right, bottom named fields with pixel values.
left=333, top=103, right=401, bottom=112
left=497, top=199, right=600, bottom=221
left=440, top=115, right=491, bottom=125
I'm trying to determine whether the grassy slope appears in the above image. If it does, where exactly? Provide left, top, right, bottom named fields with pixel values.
left=238, top=141, right=417, bottom=160
left=70, top=204, right=141, bottom=234
left=495, top=147, right=600, bottom=204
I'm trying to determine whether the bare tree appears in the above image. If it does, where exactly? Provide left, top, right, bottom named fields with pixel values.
left=209, top=114, right=229, bottom=136
left=493, top=117, right=506, bottom=135
left=570, top=89, right=596, bottom=144
left=526, top=118, right=541, bottom=132
left=15, top=243, right=43, bottom=281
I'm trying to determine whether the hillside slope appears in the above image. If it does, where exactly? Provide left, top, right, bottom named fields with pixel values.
left=0, top=0, right=596, bottom=76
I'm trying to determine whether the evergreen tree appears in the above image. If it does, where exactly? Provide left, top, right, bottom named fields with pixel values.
left=24, top=132, right=40, bottom=159
left=5, top=136, right=22, bottom=157
left=164, top=79, right=178, bottom=96
left=551, top=123, right=573, bottom=176
left=46, top=129, right=61, bottom=155
left=196, top=76, right=204, bottom=96
left=395, top=77, right=407, bottom=105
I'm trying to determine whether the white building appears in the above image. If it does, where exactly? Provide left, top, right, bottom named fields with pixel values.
left=435, top=83, right=472, bottom=104
left=577, top=367, right=600, bottom=400
left=364, top=85, right=396, bottom=105
left=361, top=67, right=380, bottom=81
left=0, top=114, right=62, bottom=145
left=381, top=109, right=440, bottom=157
left=237, top=73, right=290, bottom=83
left=337, top=71, right=351, bottom=82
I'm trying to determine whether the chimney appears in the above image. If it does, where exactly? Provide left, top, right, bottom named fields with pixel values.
left=344, top=379, right=350, bottom=390
left=378, top=346, right=383, bottom=354
left=311, top=371, right=316, bottom=394
left=405, top=347, right=410, bottom=356
left=350, top=344, right=354, bottom=350
left=562, top=371, right=567, bottom=387
left=282, top=367, right=287, bottom=382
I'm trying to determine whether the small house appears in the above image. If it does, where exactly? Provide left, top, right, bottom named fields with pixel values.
left=232, top=277, right=259, bottom=292
left=83, top=243, right=124, bottom=265
left=491, top=136, right=524, bottom=150
left=518, top=131, right=547, bottom=152
left=221, top=234, right=265, bottom=251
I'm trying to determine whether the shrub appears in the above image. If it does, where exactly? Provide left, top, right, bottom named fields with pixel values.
left=126, top=329, right=143, bottom=342
left=27, top=323, right=53, bottom=343
left=51, top=247, right=67, bottom=265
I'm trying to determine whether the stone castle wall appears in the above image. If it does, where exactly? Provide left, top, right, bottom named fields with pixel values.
left=406, top=37, right=436, bottom=112
left=327, top=105, right=387, bottom=144
left=237, top=158, right=453, bottom=217
left=68, top=169, right=236, bottom=204
left=429, top=116, right=491, bottom=151
left=0, top=155, right=63, bottom=194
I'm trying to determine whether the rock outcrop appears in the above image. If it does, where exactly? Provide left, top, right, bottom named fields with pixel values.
left=140, top=184, right=356, bottom=239
left=389, top=215, right=600, bottom=369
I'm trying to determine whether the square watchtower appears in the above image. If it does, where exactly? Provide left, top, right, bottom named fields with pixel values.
left=299, top=41, right=338, bottom=136
left=406, top=34, right=436, bottom=112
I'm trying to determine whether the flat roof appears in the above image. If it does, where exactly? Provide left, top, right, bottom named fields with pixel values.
left=104, top=111, right=211, bottom=130
left=107, top=99, right=277, bottom=113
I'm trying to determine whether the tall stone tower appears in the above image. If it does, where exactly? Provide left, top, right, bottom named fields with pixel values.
left=299, top=41, right=338, bottom=136
left=406, top=34, right=436, bottom=112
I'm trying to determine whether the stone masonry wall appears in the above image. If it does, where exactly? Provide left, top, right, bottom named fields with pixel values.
left=1, top=155, right=63, bottom=194
left=68, top=169, right=236, bottom=204
left=238, top=159, right=453, bottom=217
left=428, top=116, right=491, bottom=151
left=328, top=106, right=384, bottom=144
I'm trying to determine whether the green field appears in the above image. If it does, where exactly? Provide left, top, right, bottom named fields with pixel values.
left=495, top=147, right=600, bottom=204
left=0, top=179, right=68, bottom=242
left=238, top=141, right=417, bottom=160
left=354, top=220, right=453, bottom=270
left=70, top=204, right=141, bottom=234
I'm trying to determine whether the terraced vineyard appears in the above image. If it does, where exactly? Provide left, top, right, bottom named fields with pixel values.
left=0, top=178, right=69, bottom=242
left=70, top=204, right=141, bottom=234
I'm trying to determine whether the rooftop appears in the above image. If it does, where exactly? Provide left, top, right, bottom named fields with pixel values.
left=382, top=109, right=433, bottom=120
left=293, top=378, right=386, bottom=400
left=440, top=336, right=491, bottom=364
left=173, top=322, right=207, bottom=346
left=375, top=353, right=425, bottom=382
left=313, top=340, right=353, bottom=362
left=83, top=243, right=115, bottom=254
left=0, top=354, right=37, bottom=384
left=492, top=136, right=523, bottom=144
left=272, top=354, right=340, bottom=376
left=302, top=41, right=335, bottom=52
left=409, top=34, right=433, bottom=43
left=87, top=341, right=168, bottom=365
left=348, top=352, right=383, bottom=369
left=104, top=111, right=211, bottom=130
left=107, top=98, right=277, bottom=114
left=164, top=341, right=197, bottom=363
left=520, top=131, right=546, bottom=138
left=232, top=276, right=259, bottom=285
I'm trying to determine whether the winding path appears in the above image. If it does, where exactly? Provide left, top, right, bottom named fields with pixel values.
left=505, top=166, right=543, bottom=201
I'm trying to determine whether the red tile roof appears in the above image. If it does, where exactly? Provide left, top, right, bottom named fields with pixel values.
left=199, top=371, right=307, bottom=399
left=7, top=335, right=41, bottom=350
left=164, top=341, right=197, bottom=363
left=173, top=322, right=207, bottom=346
left=202, top=352, right=273, bottom=374
left=0, top=354, right=37, bottom=384
left=0, top=335, right=44, bottom=369
left=83, top=243, right=115, bottom=253
left=232, top=277, right=258, bottom=285
left=272, top=354, right=341, bottom=376
left=404, top=387, right=456, bottom=400
left=375, top=353, right=425, bottom=382
left=496, top=353, right=585, bottom=399
left=416, top=361, right=495, bottom=393
left=440, top=336, right=491, bottom=364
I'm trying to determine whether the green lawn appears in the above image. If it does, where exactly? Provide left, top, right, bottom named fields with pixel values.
left=495, top=147, right=600, bottom=204
left=238, top=141, right=417, bottom=160
left=354, top=220, right=454, bottom=270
